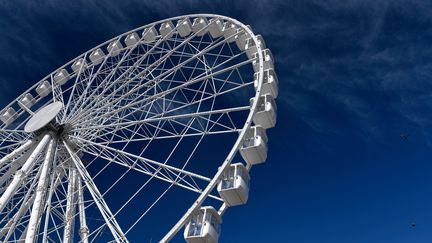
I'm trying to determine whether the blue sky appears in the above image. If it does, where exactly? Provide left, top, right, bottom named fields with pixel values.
left=1, top=0, right=432, bottom=242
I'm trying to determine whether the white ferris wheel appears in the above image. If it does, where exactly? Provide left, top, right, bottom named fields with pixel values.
left=0, top=14, right=278, bottom=243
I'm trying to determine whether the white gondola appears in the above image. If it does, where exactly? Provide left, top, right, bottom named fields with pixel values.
left=19, top=93, right=35, bottom=109
left=254, top=68, right=279, bottom=98
left=0, top=107, right=17, bottom=126
left=36, top=80, right=51, bottom=97
left=208, top=18, right=224, bottom=38
left=245, top=35, right=266, bottom=59
left=53, top=69, right=70, bottom=85
left=234, top=26, right=251, bottom=51
left=71, top=58, right=87, bottom=73
left=251, top=94, right=277, bottom=129
left=184, top=206, right=221, bottom=243
left=217, top=163, right=250, bottom=206
left=222, top=22, right=238, bottom=43
left=107, top=40, right=123, bottom=57
left=89, top=48, right=105, bottom=65
left=192, top=17, right=208, bottom=36
left=125, top=32, right=140, bottom=47
left=252, top=49, right=274, bottom=73
left=142, top=26, right=158, bottom=42
left=159, top=21, right=175, bottom=39
left=239, top=125, right=268, bottom=165
left=177, top=18, right=192, bottom=37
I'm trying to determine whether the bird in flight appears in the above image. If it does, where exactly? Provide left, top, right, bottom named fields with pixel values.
left=400, top=133, right=410, bottom=140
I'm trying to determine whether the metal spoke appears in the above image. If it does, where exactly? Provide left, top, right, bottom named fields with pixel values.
left=72, top=136, right=210, bottom=182
left=63, top=140, right=128, bottom=242
left=25, top=138, right=56, bottom=243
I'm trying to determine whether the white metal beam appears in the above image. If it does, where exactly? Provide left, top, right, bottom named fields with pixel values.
left=73, top=106, right=249, bottom=132
left=77, top=176, right=89, bottom=243
left=63, top=167, right=78, bottom=243
left=42, top=167, right=64, bottom=243
left=0, top=133, right=51, bottom=213
left=63, top=140, right=128, bottom=243
left=0, top=139, right=33, bottom=168
left=71, top=136, right=210, bottom=182
left=26, top=137, right=57, bottom=243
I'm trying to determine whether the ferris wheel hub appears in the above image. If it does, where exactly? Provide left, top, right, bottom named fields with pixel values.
left=24, top=101, right=63, bottom=133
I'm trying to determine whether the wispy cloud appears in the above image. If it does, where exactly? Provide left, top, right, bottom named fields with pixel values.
left=261, top=0, right=432, bottom=144
left=0, top=0, right=431, bottom=145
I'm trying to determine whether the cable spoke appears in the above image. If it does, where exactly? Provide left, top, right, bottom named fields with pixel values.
left=63, top=140, right=127, bottom=242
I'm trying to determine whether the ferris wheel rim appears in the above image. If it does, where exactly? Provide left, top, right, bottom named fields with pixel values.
left=0, top=13, right=267, bottom=242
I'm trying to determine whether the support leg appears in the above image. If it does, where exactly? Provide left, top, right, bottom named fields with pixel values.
left=63, top=167, right=78, bottom=243
left=0, top=133, right=51, bottom=213
left=25, top=137, right=56, bottom=243
left=77, top=176, right=89, bottom=243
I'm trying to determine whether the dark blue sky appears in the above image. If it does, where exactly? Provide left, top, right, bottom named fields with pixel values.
left=1, top=0, right=432, bottom=242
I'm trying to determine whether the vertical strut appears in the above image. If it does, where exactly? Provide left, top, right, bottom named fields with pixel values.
left=63, top=140, right=128, bottom=242
left=42, top=168, right=65, bottom=243
left=63, top=167, right=78, bottom=243
left=25, top=137, right=56, bottom=243
left=0, top=133, right=51, bottom=213
left=77, top=176, right=89, bottom=243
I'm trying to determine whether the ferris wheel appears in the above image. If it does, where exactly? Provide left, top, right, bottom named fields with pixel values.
left=0, top=14, right=278, bottom=242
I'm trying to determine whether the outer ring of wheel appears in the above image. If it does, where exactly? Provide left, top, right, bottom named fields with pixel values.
left=0, top=14, right=266, bottom=242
